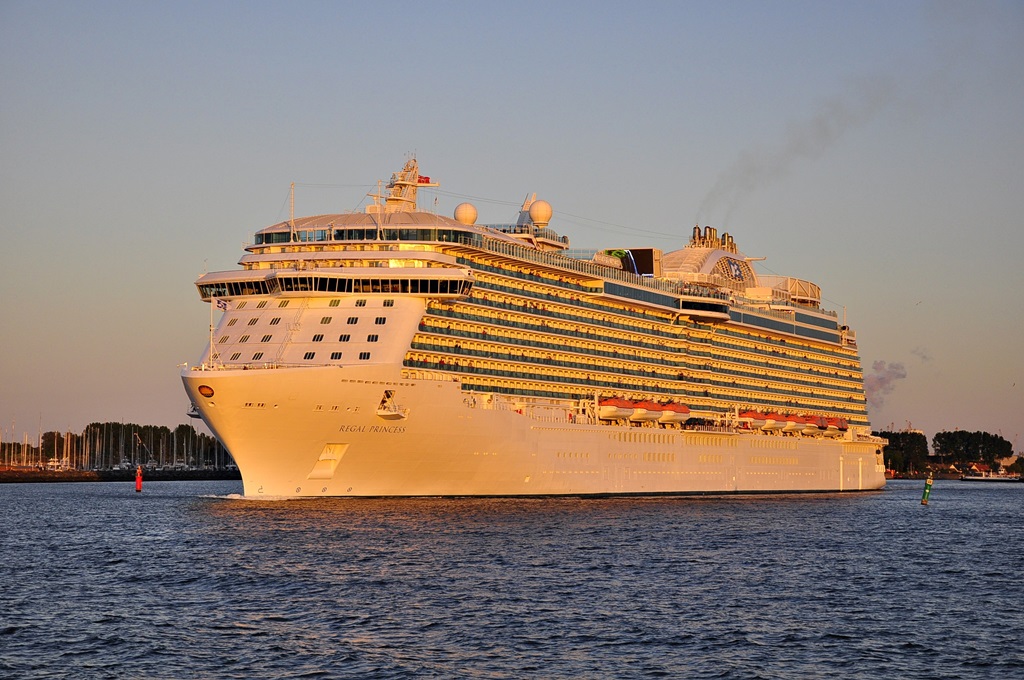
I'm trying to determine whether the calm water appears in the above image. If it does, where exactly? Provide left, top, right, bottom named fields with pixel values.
left=2, top=479, right=1021, bottom=679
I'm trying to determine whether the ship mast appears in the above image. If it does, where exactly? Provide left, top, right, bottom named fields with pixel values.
left=366, top=158, right=438, bottom=215
left=289, top=182, right=295, bottom=240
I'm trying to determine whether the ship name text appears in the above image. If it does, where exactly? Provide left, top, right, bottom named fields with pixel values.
left=338, top=424, right=406, bottom=434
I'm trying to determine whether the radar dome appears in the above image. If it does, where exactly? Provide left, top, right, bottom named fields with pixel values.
left=454, top=202, right=478, bottom=225
left=528, top=199, right=552, bottom=227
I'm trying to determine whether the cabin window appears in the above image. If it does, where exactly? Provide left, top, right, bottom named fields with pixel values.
left=359, top=352, right=370, bottom=360
left=375, top=317, right=387, bottom=325
left=330, top=352, right=342, bottom=360
left=313, top=334, right=324, bottom=342
left=227, top=318, right=238, bottom=327
left=367, top=334, right=379, bottom=342
left=303, top=352, right=316, bottom=360
left=252, top=352, right=263, bottom=361
left=347, top=317, right=359, bottom=325
left=270, top=317, right=281, bottom=325
left=321, top=316, right=332, bottom=324
left=261, top=335, right=272, bottom=342
left=339, top=334, right=351, bottom=342
left=248, top=318, right=259, bottom=326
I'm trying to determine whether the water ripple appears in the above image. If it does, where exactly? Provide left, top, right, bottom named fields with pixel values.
left=1, top=480, right=1022, bottom=678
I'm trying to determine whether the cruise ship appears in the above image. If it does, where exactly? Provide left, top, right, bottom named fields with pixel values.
left=182, top=159, right=886, bottom=497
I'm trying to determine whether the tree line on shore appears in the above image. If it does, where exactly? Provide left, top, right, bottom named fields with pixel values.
left=877, top=429, right=1019, bottom=475
left=0, top=421, right=232, bottom=471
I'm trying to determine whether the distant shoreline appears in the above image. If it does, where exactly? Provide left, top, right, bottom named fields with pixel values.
left=0, top=468, right=241, bottom=484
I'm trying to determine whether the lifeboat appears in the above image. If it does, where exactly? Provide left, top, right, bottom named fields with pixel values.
left=629, top=400, right=663, bottom=422
left=598, top=397, right=633, bottom=420
left=761, top=412, right=786, bottom=431
left=801, top=416, right=825, bottom=435
left=824, top=417, right=848, bottom=437
left=658, top=402, right=691, bottom=424
left=739, top=410, right=766, bottom=429
left=782, top=415, right=805, bottom=433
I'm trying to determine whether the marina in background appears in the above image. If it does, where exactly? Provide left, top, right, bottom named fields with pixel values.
left=0, top=421, right=235, bottom=482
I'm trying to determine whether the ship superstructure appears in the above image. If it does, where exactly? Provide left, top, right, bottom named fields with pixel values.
left=182, top=159, right=886, bottom=497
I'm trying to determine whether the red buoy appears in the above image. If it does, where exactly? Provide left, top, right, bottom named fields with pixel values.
left=135, top=465, right=143, bottom=493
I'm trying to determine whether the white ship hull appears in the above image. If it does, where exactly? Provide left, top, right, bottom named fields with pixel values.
left=182, top=366, right=886, bottom=498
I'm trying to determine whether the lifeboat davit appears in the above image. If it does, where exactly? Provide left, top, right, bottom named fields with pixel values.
left=629, top=400, right=663, bottom=422
left=598, top=397, right=633, bottom=420
left=658, top=402, right=691, bottom=424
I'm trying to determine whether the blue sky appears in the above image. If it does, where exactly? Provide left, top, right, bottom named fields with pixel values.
left=2, top=1, right=1022, bottom=451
